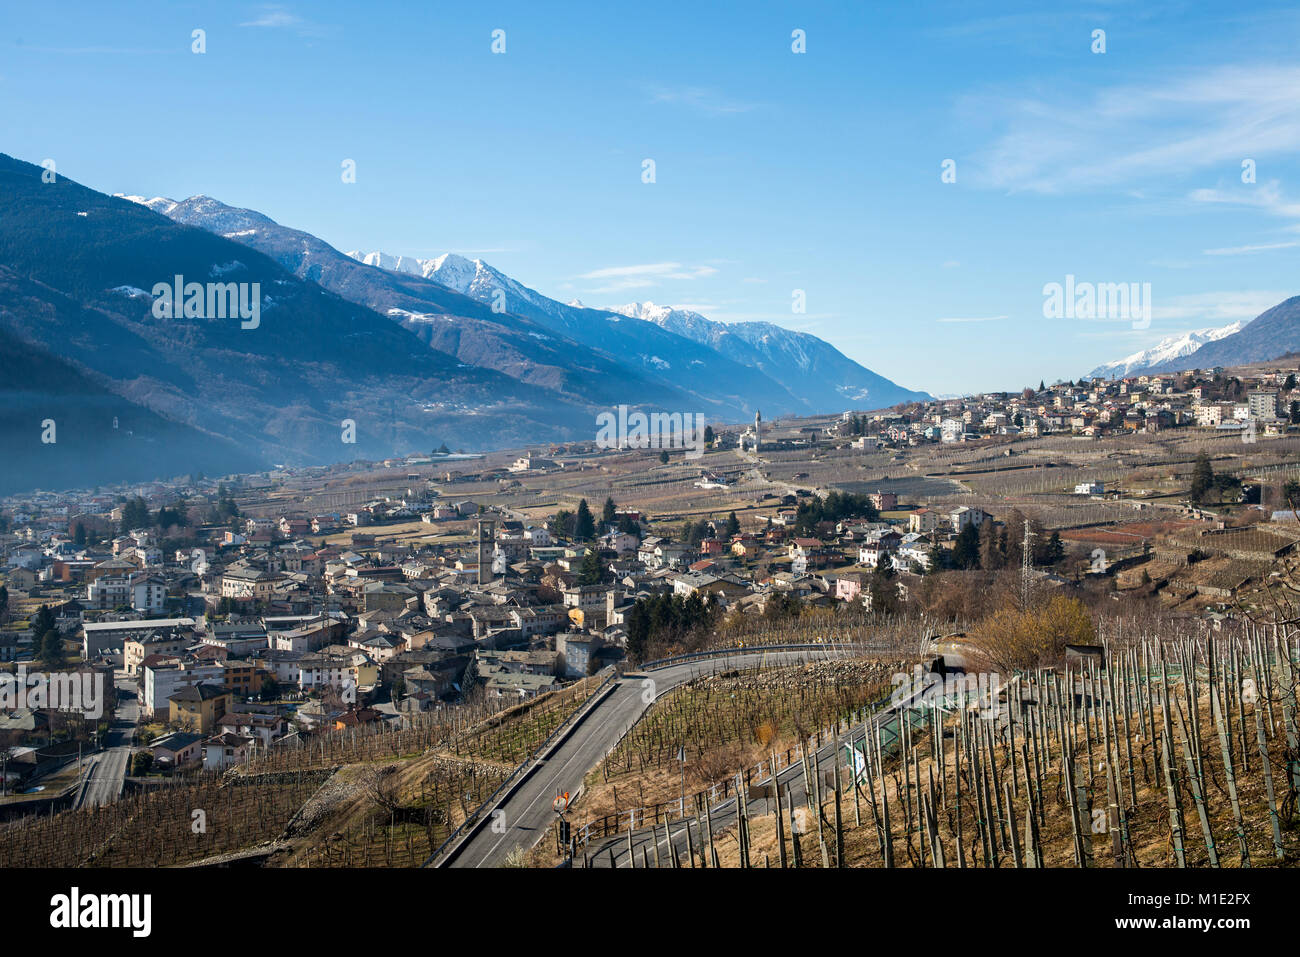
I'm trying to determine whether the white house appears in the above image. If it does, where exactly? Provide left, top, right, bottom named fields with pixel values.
left=949, top=506, right=990, bottom=531
left=203, top=732, right=256, bottom=770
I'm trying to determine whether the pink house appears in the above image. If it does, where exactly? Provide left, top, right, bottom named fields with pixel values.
left=835, top=572, right=866, bottom=601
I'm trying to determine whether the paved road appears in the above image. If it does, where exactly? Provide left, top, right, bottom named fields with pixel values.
left=581, top=645, right=987, bottom=868
left=581, top=675, right=944, bottom=868
left=75, top=673, right=138, bottom=809
left=444, top=647, right=862, bottom=868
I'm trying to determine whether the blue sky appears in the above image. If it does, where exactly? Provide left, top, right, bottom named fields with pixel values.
left=5, top=0, right=1300, bottom=396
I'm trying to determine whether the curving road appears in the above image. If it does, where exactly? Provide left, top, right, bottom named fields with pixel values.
left=442, top=646, right=867, bottom=868
left=583, top=645, right=970, bottom=867
left=581, top=694, right=916, bottom=868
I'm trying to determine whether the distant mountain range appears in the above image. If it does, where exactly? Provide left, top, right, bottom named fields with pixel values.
left=342, top=250, right=928, bottom=413
left=130, top=195, right=928, bottom=419
left=0, top=152, right=927, bottom=492
left=127, top=196, right=681, bottom=411
left=1143, top=296, right=1300, bottom=374
left=0, top=154, right=597, bottom=493
left=1087, top=296, right=1300, bottom=378
left=1087, top=322, right=1245, bottom=378
left=605, top=301, right=931, bottom=410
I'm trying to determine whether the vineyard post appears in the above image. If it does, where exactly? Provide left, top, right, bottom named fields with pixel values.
left=1254, top=701, right=1285, bottom=860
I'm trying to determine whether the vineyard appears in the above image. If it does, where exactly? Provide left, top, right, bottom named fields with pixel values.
left=447, top=671, right=607, bottom=765
left=0, top=770, right=329, bottom=867
left=286, top=755, right=511, bottom=868
left=0, top=670, right=610, bottom=867
left=572, top=657, right=910, bottom=835
left=577, top=627, right=1300, bottom=869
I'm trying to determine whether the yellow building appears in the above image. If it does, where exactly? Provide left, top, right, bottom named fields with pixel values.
left=168, top=684, right=231, bottom=733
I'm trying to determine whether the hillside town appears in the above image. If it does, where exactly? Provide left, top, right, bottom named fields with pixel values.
left=2, top=360, right=1298, bottom=797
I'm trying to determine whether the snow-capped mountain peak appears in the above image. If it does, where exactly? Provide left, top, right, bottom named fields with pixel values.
left=346, top=249, right=927, bottom=410
left=344, top=250, right=496, bottom=294
left=610, top=301, right=718, bottom=341
left=1087, top=321, right=1246, bottom=378
left=116, top=194, right=179, bottom=216
left=123, top=194, right=276, bottom=239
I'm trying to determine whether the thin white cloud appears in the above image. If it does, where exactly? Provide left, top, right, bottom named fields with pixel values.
left=583, top=279, right=658, bottom=294
left=240, top=6, right=301, bottom=27
left=22, top=46, right=172, bottom=54
left=937, top=315, right=1008, bottom=323
left=646, top=85, right=760, bottom=115
left=967, top=65, right=1300, bottom=194
left=239, top=5, right=327, bottom=35
left=578, top=262, right=718, bottom=282
left=1203, top=240, right=1300, bottom=255
left=1190, top=181, right=1300, bottom=218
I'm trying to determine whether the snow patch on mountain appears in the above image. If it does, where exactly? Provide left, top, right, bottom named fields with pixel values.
left=387, top=307, right=448, bottom=324
left=117, top=194, right=179, bottom=216
left=1087, top=322, right=1246, bottom=378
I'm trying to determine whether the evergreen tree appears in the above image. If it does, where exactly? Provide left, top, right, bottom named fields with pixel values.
left=574, top=499, right=596, bottom=541
left=552, top=509, right=575, bottom=540
left=680, top=519, right=710, bottom=547
left=725, top=511, right=741, bottom=536
left=868, top=562, right=900, bottom=615
left=73, top=522, right=86, bottom=547
left=601, top=496, right=617, bottom=528
left=659, top=450, right=670, bottom=465
left=30, top=604, right=55, bottom=638
left=119, top=496, right=150, bottom=534
left=39, top=629, right=64, bottom=667
left=953, top=523, right=980, bottom=569
left=703, top=425, right=715, bottom=449
left=626, top=603, right=650, bottom=663
left=1044, top=530, right=1065, bottom=565
left=1190, top=451, right=1215, bottom=503
left=925, top=543, right=943, bottom=573
left=978, top=520, right=1002, bottom=570
left=578, top=548, right=603, bottom=585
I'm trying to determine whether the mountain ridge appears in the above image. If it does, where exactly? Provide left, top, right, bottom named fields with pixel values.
left=347, top=251, right=931, bottom=412
left=0, top=154, right=598, bottom=489
left=1143, top=297, right=1300, bottom=374
left=1087, top=321, right=1245, bottom=379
